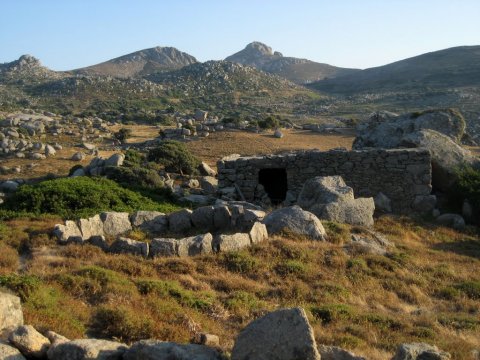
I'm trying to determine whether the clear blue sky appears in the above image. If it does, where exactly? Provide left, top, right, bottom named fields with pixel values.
left=1, top=0, right=479, bottom=70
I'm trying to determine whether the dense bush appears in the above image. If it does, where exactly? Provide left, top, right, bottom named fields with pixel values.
left=147, top=140, right=200, bottom=175
left=258, top=115, right=280, bottom=129
left=3, top=177, right=175, bottom=218
left=449, top=165, right=480, bottom=213
left=113, top=128, right=132, bottom=143
left=104, top=166, right=164, bottom=189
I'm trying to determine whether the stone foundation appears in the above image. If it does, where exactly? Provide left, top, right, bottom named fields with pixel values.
left=217, top=148, right=432, bottom=213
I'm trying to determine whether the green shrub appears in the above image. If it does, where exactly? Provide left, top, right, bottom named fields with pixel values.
left=258, top=116, right=280, bottom=129
left=3, top=177, right=173, bottom=218
left=274, top=260, right=308, bottom=276
left=90, top=306, right=154, bottom=342
left=224, top=291, right=263, bottom=317
left=223, top=252, right=259, bottom=274
left=104, top=166, right=164, bottom=189
left=311, top=304, right=354, bottom=324
left=124, top=149, right=145, bottom=166
left=113, top=128, right=132, bottom=143
left=0, top=274, right=41, bottom=301
left=147, top=140, right=200, bottom=175
left=455, top=281, right=480, bottom=299
left=449, top=165, right=480, bottom=211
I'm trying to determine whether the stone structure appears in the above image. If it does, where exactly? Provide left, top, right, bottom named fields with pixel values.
left=217, top=148, right=432, bottom=213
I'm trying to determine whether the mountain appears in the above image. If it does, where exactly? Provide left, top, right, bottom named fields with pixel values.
left=225, top=42, right=359, bottom=84
left=0, top=55, right=63, bottom=82
left=75, top=46, right=198, bottom=78
left=310, top=46, right=480, bottom=94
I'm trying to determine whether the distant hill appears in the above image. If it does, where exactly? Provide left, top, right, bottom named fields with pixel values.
left=147, top=60, right=299, bottom=95
left=310, top=46, right=480, bottom=93
left=0, top=55, right=64, bottom=82
left=226, top=42, right=359, bottom=84
left=74, top=46, right=198, bottom=78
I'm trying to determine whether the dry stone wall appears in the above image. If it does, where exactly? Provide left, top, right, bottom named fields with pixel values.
left=217, top=148, right=432, bottom=213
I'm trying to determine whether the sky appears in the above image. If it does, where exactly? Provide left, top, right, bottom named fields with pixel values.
left=1, top=0, right=479, bottom=71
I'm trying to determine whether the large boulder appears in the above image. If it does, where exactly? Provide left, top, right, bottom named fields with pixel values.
left=104, top=153, right=125, bottom=167
left=199, top=162, right=217, bottom=176
left=322, top=197, right=375, bottom=227
left=53, top=220, right=82, bottom=243
left=262, top=206, right=327, bottom=240
left=231, top=307, right=320, bottom=360
left=435, top=213, right=466, bottom=230
left=8, top=325, right=50, bottom=358
left=123, top=340, right=222, bottom=360
left=401, top=129, right=480, bottom=191
left=150, top=233, right=213, bottom=257
left=353, top=109, right=466, bottom=149
left=298, top=176, right=375, bottom=227
left=191, top=206, right=215, bottom=232
left=0, top=292, right=23, bottom=340
left=0, top=341, right=26, bottom=360
left=100, top=212, right=132, bottom=237
left=48, top=339, right=127, bottom=360
left=391, top=342, right=451, bottom=360
left=249, top=222, right=268, bottom=244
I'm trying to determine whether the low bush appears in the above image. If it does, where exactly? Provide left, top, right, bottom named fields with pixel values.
left=0, top=274, right=41, bottom=301
left=147, top=140, right=200, bottom=175
left=222, top=251, right=259, bottom=274
left=311, top=304, right=355, bottom=324
left=3, top=177, right=173, bottom=218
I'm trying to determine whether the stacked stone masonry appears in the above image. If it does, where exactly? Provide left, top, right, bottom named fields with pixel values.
left=217, top=148, right=432, bottom=213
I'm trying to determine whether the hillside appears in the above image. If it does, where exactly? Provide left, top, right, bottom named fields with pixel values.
left=74, top=46, right=198, bottom=78
left=0, top=55, right=65, bottom=83
left=226, top=42, right=359, bottom=84
left=311, top=46, right=480, bottom=93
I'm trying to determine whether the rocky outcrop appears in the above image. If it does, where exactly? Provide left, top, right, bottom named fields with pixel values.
left=297, top=176, right=375, bottom=227
left=231, top=307, right=320, bottom=360
left=263, top=205, right=327, bottom=240
left=0, top=341, right=26, bottom=360
left=0, top=292, right=24, bottom=340
left=319, top=345, right=366, bottom=360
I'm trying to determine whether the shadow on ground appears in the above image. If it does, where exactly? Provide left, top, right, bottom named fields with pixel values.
left=433, top=239, right=480, bottom=259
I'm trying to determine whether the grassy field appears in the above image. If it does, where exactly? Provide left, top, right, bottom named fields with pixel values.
left=0, top=216, right=479, bottom=359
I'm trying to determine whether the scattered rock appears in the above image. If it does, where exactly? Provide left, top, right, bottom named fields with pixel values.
left=199, top=162, right=217, bottom=176
left=319, top=345, right=366, bottom=360
left=193, top=333, right=220, bottom=347
left=109, top=237, right=149, bottom=257
left=0, top=341, right=26, bottom=360
left=274, top=129, right=284, bottom=138
left=9, top=325, right=50, bottom=358
left=213, top=233, right=251, bottom=252
left=124, top=340, right=222, bottom=360
left=71, top=152, right=86, bottom=161
left=100, top=212, right=132, bottom=237
left=232, top=307, right=320, bottom=360
left=0, top=292, right=23, bottom=340
left=48, top=339, right=127, bottom=360
left=104, top=153, right=125, bottom=167
left=248, top=221, right=268, bottom=244
left=263, top=205, right=327, bottom=240
left=435, top=213, right=466, bottom=230
left=392, top=342, right=451, bottom=360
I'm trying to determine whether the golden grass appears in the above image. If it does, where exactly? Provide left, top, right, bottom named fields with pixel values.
left=0, top=217, right=479, bottom=358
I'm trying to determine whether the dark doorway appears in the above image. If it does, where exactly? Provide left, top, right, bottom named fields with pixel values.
left=258, top=168, right=288, bottom=204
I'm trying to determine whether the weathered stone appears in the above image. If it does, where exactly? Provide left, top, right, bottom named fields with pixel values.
left=345, top=232, right=392, bottom=256
left=0, top=180, right=19, bottom=192
left=77, top=214, right=104, bottom=240
left=199, top=162, right=217, bottom=176
left=109, top=237, right=149, bottom=257
left=322, top=197, right=375, bottom=227
left=45, top=144, right=56, bottom=157
left=9, top=325, right=49, bottom=358
left=412, top=195, right=437, bottom=213
left=168, top=209, right=193, bottom=234
left=274, top=129, right=284, bottom=138
left=319, top=345, right=366, bottom=360
left=71, top=152, right=86, bottom=161
left=130, top=211, right=168, bottom=235
left=193, top=333, right=220, bottom=347
left=0, top=292, right=23, bottom=340
left=48, top=339, right=127, bottom=360
left=104, top=153, right=124, bottom=167
left=53, top=220, right=82, bottom=243
left=191, top=206, right=215, bottom=232
left=297, top=176, right=354, bottom=211
left=232, top=307, right=320, bottom=360
left=0, top=341, right=26, bottom=360
left=150, top=238, right=177, bottom=257
left=213, top=233, right=251, bottom=252
left=194, top=110, right=209, bottom=122
left=435, top=213, right=466, bottom=230
left=374, top=192, right=392, bottom=213
left=213, top=205, right=232, bottom=230
left=200, top=176, right=218, bottom=194
left=263, top=206, right=327, bottom=240
left=177, top=233, right=213, bottom=257
left=123, top=340, right=222, bottom=360
left=392, top=342, right=451, bottom=360
left=100, top=212, right=132, bottom=237
left=249, top=222, right=268, bottom=244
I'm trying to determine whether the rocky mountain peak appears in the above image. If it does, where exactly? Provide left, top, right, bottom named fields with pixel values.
left=16, top=54, right=42, bottom=69
left=245, top=42, right=275, bottom=57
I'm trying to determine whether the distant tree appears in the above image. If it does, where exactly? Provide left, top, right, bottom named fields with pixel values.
left=113, top=128, right=132, bottom=144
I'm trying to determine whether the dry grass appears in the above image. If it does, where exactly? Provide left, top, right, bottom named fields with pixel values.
left=0, top=215, right=479, bottom=358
